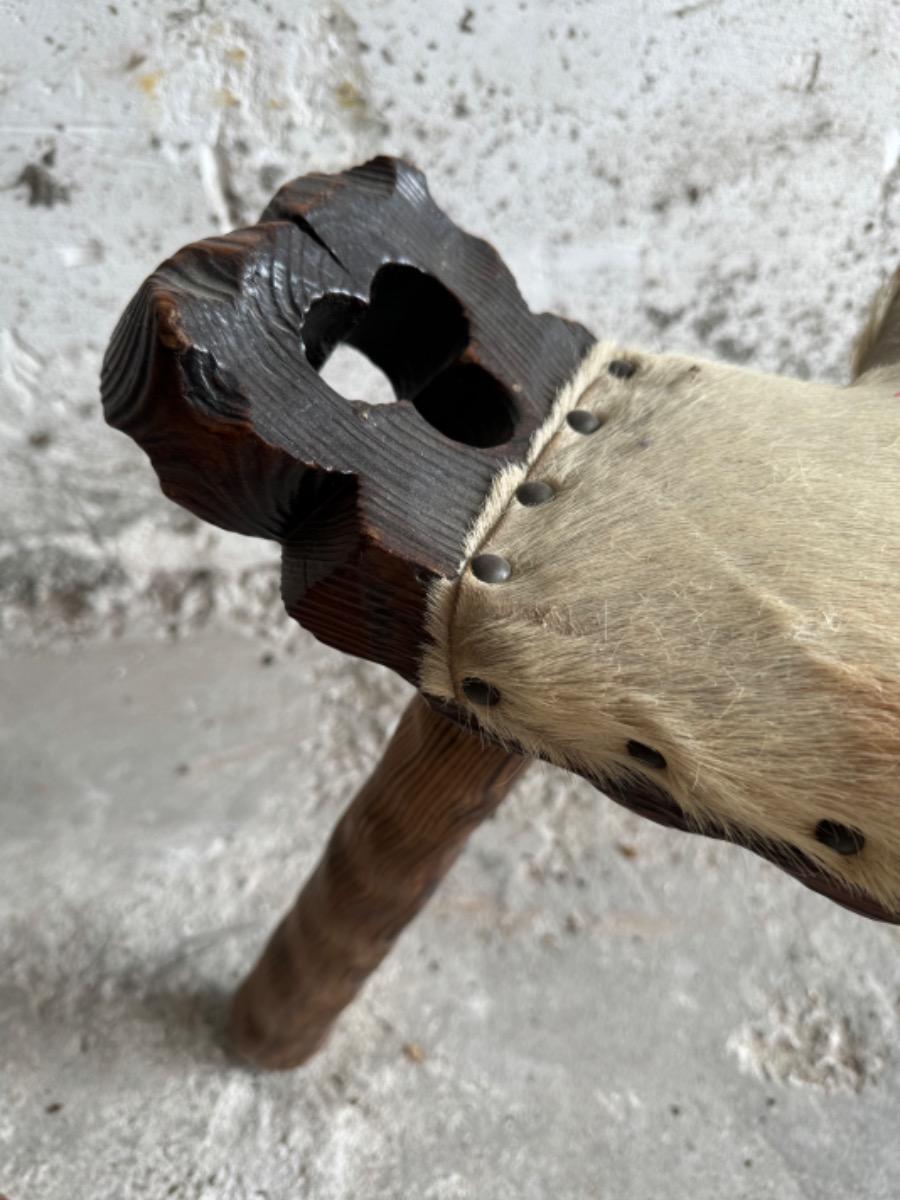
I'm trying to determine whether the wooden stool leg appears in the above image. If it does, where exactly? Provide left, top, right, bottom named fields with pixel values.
left=229, top=694, right=528, bottom=1069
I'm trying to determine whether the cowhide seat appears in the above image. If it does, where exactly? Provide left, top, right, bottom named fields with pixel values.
left=101, top=156, right=900, bottom=1070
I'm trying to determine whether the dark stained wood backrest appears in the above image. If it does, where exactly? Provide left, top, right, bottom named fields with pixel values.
left=101, top=157, right=594, bottom=681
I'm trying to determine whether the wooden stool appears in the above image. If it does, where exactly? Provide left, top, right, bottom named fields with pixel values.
left=101, top=157, right=900, bottom=1070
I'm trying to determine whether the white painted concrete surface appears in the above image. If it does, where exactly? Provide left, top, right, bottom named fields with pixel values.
left=4, top=0, right=900, bottom=1196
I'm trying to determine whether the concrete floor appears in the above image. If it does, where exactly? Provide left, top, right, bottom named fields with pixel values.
left=4, top=629, right=900, bottom=1198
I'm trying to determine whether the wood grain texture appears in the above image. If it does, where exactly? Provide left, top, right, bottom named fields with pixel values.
left=229, top=694, right=528, bottom=1069
left=100, top=156, right=595, bottom=682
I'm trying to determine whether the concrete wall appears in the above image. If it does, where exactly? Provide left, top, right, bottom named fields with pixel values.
left=2, top=0, right=899, bottom=651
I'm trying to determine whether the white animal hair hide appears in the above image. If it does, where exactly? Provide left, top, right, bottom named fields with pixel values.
left=422, top=288, right=900, bottom=913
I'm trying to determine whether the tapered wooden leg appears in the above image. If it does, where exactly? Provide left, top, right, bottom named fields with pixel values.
left=229, top=694, right=529, bottom=1069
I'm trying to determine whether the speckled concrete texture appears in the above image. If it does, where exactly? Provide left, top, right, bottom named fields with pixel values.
left=6, top=632, right=900, bottom=1200
left=5, top=0, right=900, bottom=1196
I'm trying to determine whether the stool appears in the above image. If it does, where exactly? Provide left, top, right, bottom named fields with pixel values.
left=101, top=156, right=900, bottom=1070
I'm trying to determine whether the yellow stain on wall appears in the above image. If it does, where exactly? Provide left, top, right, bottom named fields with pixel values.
left=334, top=80, right=365, bottom=111
left=136, top=70, right=164, bottom=98
left=215, top=87, right=241, bottom=108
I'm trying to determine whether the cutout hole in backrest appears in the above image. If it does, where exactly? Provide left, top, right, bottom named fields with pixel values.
left=303, top=263, right=517, bottom=447
left=348, top=264, right=469, bottom=398
left=320, top=343, right=396, bottom=406
left=413, top=362, right=517, bottom=447
left=302, top=292, right=366, bottom=372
